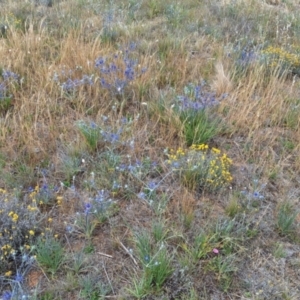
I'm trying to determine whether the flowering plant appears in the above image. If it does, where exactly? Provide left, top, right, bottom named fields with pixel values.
left=167, top=144, right=232, bottom=191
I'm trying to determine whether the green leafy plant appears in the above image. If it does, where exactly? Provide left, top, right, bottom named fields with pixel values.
left=190, top=231, right=213, bottom=260
left=74, top=190, right=116, bottom=240
left=273, top=243, right=287, bottom=259
left=283, top=98, right=300, bottom=130
left=0, top=69, right=19, bottom=113
left=152, top=220, right=169, bottom=244
left=206, top=254, right=237, bottom=292
left=138, top=183, right=170, bottom=215
left=165, top=3, right=186, bottom=28
left=127, top=273, right=151, bottom=299
left=66, top=250, right=89, bottom=275
left=76, top=121, right=102, bottom=151
left=0, top=96, right=12, bottom=112
left=212, top=218, right=242, bottom=255
left=133, top=230, right=173, bottom=294
left=172, top=83, right=223, bottom=146
left=135, top=231, right=152, bottom=263
left=225, top=193, right=241, bottom=218
left=79, top=274, right=110, bottom=300
left=143, top=245, right=172, bottom=290
left=276, top=202, right=298, bottom=236
left=181, top=109, right=220, bottom=147
left=185, top=218, right=243, bottom=264
left=75, top=203, right=99, bottom=240
left=34, top=235, right=65, bottom=276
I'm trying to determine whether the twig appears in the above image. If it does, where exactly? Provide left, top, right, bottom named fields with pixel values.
left=103, top=261, right=115, bottom=295
left=36, top=264, right=50, bottom=283
left=98, top=251, right=113, bottom=258
left=119, top=240, right=138, bottom=265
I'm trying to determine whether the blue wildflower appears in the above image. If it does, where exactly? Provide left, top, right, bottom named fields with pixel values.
left=42, top=184, right=48, bottom=191
left=0, top=82, right=7, bottom=98
left=114, top=79, right=126, bottom=94
left=110, top=63, right=118, bottom=72
left=175, top=82, right=222, bottom=112
left=14, top=272, right=23, bottom=283
left=253, top=191, right=259, bottom=198
left=90, top=122, right=97, bottom=129
left=117, top=164, right=127, bottom=172
left=2, top=69, right=19, bottom=81
left=253, top=191, right=264, bottom=199
left=147, top=181, right=158, bottom=191
left=151, top=161, right=158, bottom=168
left=100, top=78, right=111, bottom=89
left=95, top=57, right=105, bottom=68
left=94, top=43, right=146, bottom=95
left=81, top=75, right=93, bottom=85
left=138, top=192, right=146, bottom=200
left=66, top=225, right=74, bottom=233
left=2, top=291, right=12, bottom=300
left=84, top=203, right=92, bottom=214
left=124, top=67, right=135, bottom=80
left=95, top=190, right=109, bottom=202
left=239, top=49, right=256, bottom=66
left=171, top=161, right=180, bottom=169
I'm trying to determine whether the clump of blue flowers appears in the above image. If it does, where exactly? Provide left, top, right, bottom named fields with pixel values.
left=173, top=82, right=221, bottom=112
left=240, top=179, right=266, bottom=208
left=76, top=117, right=132, bottom=151
left=0, top=69, right=19, bottom=112
left=28, top=183, right=58, bottom=207
left=172, top=82, right=225, bottom=146
left=225, top=43, right=260, bottom=75
left=95, top=43, right=146, bottom=96
left=53, top=43, right=146, bottom=100
left=116, top=157, right=158, bottom=181
left=72, top=189, right=115, bottom=239
left=53, top=67, right=94, bottom=94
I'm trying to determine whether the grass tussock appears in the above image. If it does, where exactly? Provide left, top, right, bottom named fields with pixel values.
left=1, top=0, right=300, bottom=299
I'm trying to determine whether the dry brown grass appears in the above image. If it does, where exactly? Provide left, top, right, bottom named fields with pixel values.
left=1, top=0, right=300, bottom=298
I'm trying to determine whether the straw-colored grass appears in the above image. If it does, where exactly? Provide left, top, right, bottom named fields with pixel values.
left=1, top=0, right=300, bottom=298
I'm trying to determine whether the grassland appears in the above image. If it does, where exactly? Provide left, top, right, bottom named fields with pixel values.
left=1, top=0, right=300, bottom=299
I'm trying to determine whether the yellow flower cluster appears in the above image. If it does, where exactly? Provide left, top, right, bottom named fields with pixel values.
left=0, top=188, right=7, bottom=194
left=28, top=185, right=43, bottom=206
left=1, top=244, right=13, bottom=257
left=167, top=144, right=233, bottom=191
left=29, top=185, right=40, bottom=198
left=261, top=46, right=300, bottom=69
left=5, top=12, right=22, bottom=27
left=5, top=270, right=12, bottom=277
left=167, top=147, right=186, bottom=162
left=190, top=144, right=209, bottom=151
left=206, top=152, right=233, bottom=187
left=0, top=188, right=39, bottom=263
left=56, top=195, right=63, bottom=205
left=29, top=184, right=63, bottom=206
left=0, top=187, right=61, bottom=276
left=8, top=211, right=18, bottom=222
